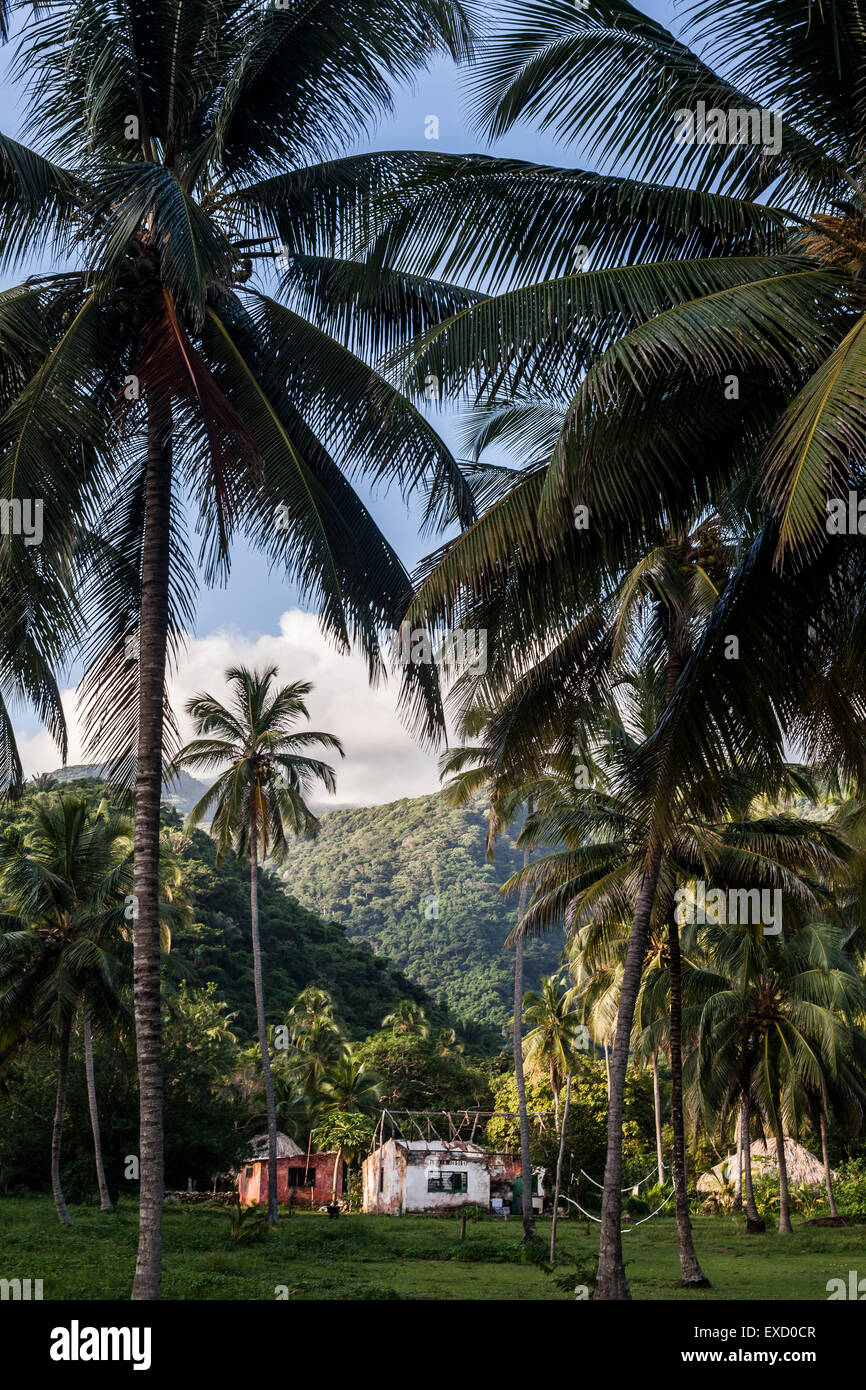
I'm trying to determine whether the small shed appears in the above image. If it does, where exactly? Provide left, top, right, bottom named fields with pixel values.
left=237, top=1132, right=346, bottom=1209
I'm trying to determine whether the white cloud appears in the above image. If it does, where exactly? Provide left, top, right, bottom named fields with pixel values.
left=17, top=609, right=445, bottom=807
left=14, top=689, right=84, bottom=776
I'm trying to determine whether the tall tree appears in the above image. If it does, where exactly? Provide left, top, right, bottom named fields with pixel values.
left=693, top=919, right=866, bottom=1235
left=521, top=972, right=584, bottom=1132
left=0, top=796, right=134, bottom=1223
left=549, top=1071, right=571, bottom=1263
left=440, top=732, right=543, bottom=1242
left=360, top=0, right=866, bottom=1290
left=169, top=664, right=343, bottom=1228
left=0, top=0, right=475, bottom=1298
left=508, top=687, right=851, bottom=1287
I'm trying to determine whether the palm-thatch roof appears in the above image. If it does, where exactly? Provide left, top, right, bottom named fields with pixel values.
left=243, top=1132, right=304, bottom=1163
left=697, top=1137, right=827, bottom=1192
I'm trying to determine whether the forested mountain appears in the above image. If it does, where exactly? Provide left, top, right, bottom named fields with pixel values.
left=23, top=777, right=567, bottom=1033
left=0, top=786, right=498, bottom=1199
left=276, top=790, right=566, bottom=1030
left=0, top=784, right=450, bottom=1043
left=167, top=810, right=452, bottom=1041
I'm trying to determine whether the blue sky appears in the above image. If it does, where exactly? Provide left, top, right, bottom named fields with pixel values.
left=4, top=1, right=677, bottom=798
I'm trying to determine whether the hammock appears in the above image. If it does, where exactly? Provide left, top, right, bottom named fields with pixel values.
left=580, top=1158, right=668, bottom=1194
left=565, top=1185, right=675, bottom=1229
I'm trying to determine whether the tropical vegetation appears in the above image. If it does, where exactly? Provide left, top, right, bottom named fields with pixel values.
left=4, top=0, right=866, bottom=1310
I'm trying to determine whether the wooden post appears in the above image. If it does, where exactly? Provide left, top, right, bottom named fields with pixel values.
left=459, top=1212, right=467, bottom=1242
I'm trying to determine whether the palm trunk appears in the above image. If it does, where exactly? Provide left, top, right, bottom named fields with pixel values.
left=550, top=1062, right=560, bottom=1133
left=332, top=1147, right=342, bottom=1204
left=514, top=801, right=537, bottom=1243
left=131, top=408, right=172, bottom=1300
left=819, top=1109, right=839, bottom=1218
left=250, top=820, right=279, bottom=1228
left=772, top=1102, right=793, bottom=1235
left=667, top=907, right=709, bottom=1286
left=732, top=1107, right=743, bottom=1212
left=651, top=1050, right=665, bottom=1187
left=594, top=844, right=662, bottom=1300
left=549, top=1074, right=571, bottom=1263
left=740, top=1092, right=764, bottom=1232
left=595, top=627, right=683, bottom=1299
left=51, top=1016, right=74, bottom=1227
left=83, top=1002, right=114, bottom=1213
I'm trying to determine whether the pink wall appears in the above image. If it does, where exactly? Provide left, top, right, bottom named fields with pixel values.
left=237, top=1153, right=345, bottom=1208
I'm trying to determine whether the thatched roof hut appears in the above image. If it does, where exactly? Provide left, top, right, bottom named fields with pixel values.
left=697, top=1137, right=826, bottom=1192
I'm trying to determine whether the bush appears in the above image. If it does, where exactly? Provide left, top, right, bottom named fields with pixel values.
left=834, top=1159, right=866, bottom=1217
left=548, top=1253, right=596, bottom=1297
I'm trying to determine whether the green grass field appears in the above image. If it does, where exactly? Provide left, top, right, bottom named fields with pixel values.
left=2, top=1197, right=864, bottom=1300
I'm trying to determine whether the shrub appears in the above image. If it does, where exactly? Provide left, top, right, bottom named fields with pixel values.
left=834, top=1159, right=866, bottom=1217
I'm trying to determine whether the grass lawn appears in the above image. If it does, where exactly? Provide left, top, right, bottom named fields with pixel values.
left=2, top=1197, right=863, bottom=1300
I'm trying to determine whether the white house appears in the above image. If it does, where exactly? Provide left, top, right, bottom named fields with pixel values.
left=362, top=1139, right=491, bottom=1214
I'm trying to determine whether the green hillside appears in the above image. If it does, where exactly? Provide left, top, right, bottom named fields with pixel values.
left=276, top=790, right=565, bottom=1030
left=167, top=809, right=450, bottom=1041
left=0, top=783, right=447, bottom=1043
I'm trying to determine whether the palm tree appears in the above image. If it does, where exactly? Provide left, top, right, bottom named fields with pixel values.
left=508, top=675, right=851, bottom=1285
left=439, top=728, right=543, bottom=1243
left=803, top=1044, right=866, bottom=1220
left=287, top=987, right=339, bottom=1033
left=521, top=973, right=584, bottom=1132
left=693, top=920, right=866, bottom=1235
left=513, top=746, right=710, bottom=1282
left=267, top=1001, right=356, bottom=1191
left=434, top=1026, right=465, bottom=1057
left=0, top=486, right=72, bottom=803
left=369, top=0, right=866, bottom=572
left=473, top=526, right=731, bottom=1290
left=313, top=1110, right=376, bottom=1209
left=0, top=796, right=134, bottom=1223
left=0, top=0, right=476, bottom=1297
left=287, top=1017, right=349, bottom=1100
left=549, top=1070, right=572, bottom=1263
left=28, top=773, right=59, bottom=793
left=321, top=1053, right=382, bottom=1114
left=410, top=379, right=866, bottom=1290
left=363, top=0, right=866, bottom=1293
left=580, top=935, right=667, bottom=1180
left=381, top=1000, right=430, bottom=1038
left=168, top=665, right=343, bottom=1228
left=275, top=988, right=350, bottom=1164
left=284, top=988, right=348, bottom=1099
